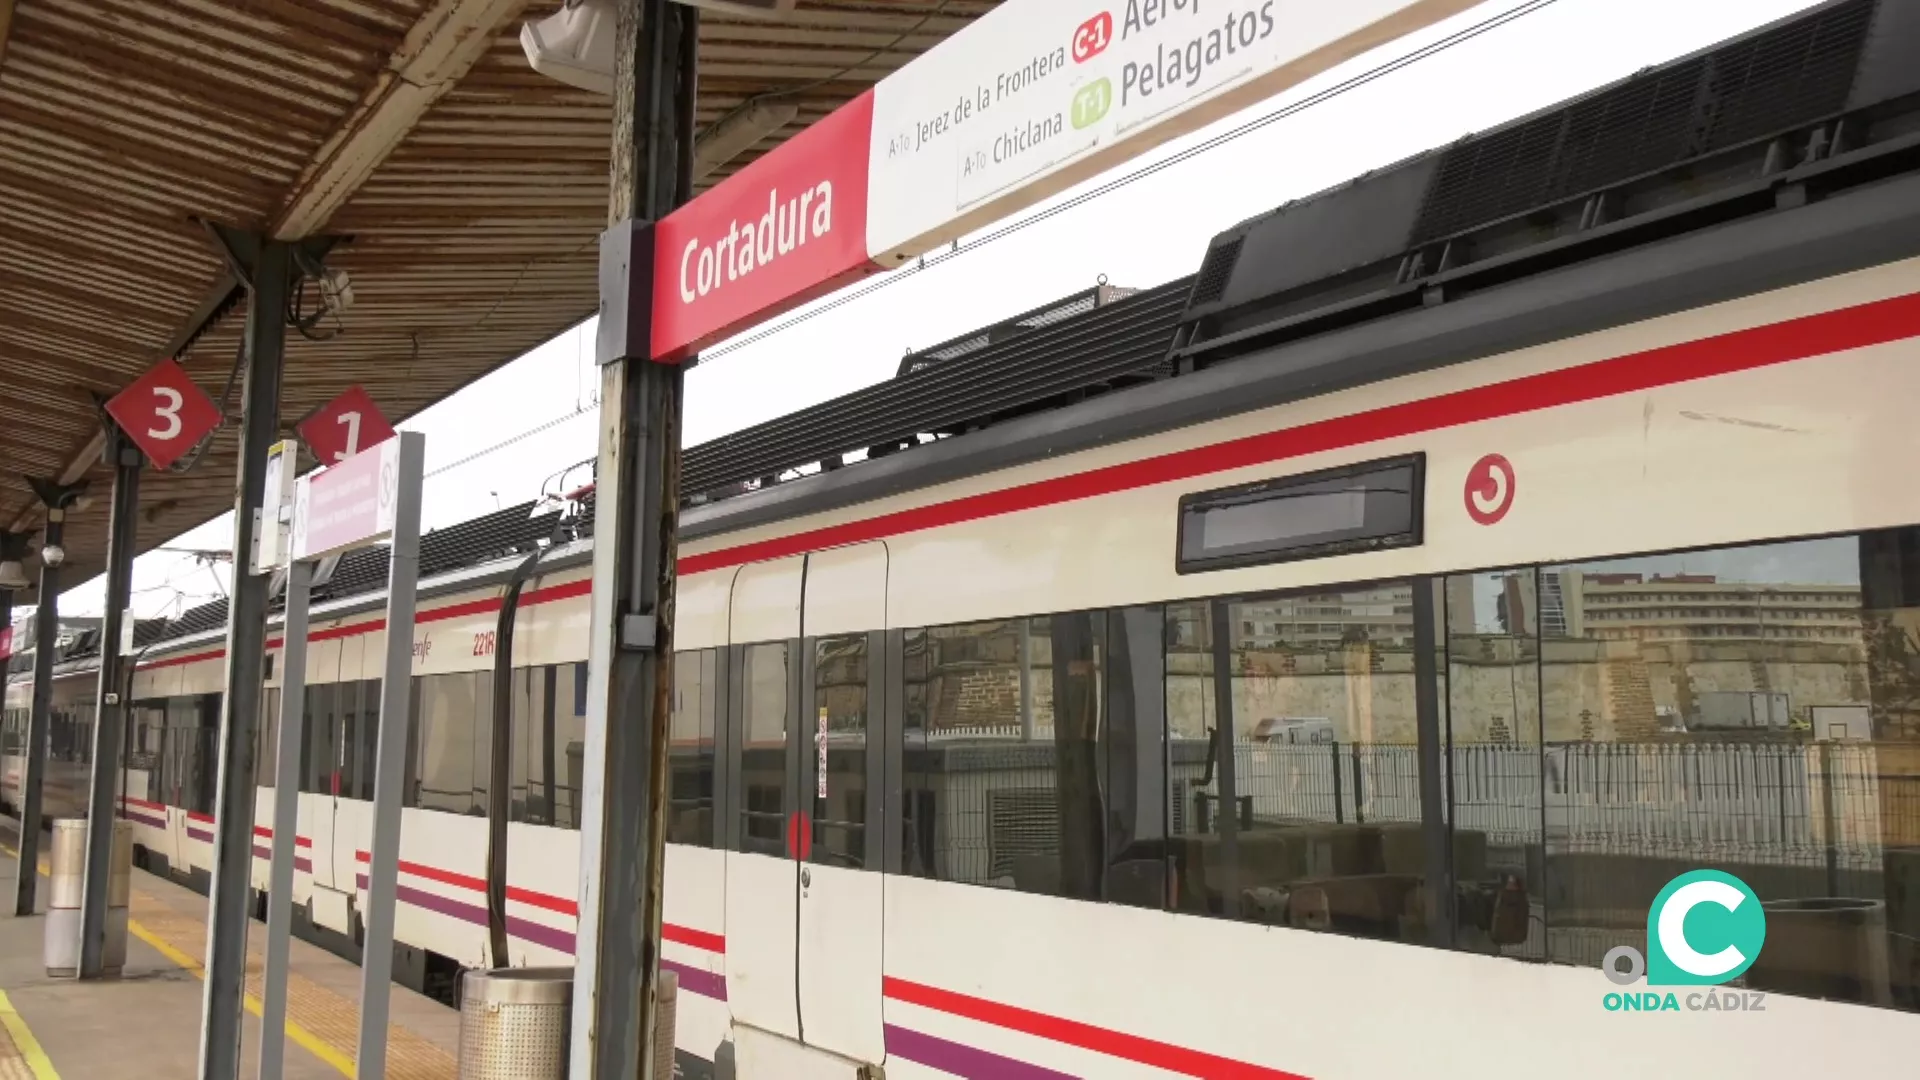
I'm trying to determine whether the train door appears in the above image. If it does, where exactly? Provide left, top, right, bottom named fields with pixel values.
left=723, top=556, right=805, bottom=1041
left=794, top=542, right=887, bottom=1064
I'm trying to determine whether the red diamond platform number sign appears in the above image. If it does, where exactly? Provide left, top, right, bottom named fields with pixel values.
left=105, top=358, right=222, bottom=471
left=297, top=386, right=396, bottom=466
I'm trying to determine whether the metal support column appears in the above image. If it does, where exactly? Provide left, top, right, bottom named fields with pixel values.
left=355, top=432, right=425, bottom=1080
left=258, top=559, right=308, bottom=1080
left=570, top=1, right=695, bottom=1076
left=77, top=427, right=140, bottom=976
left=14, top=482, right=78, bottom=917
left=198, top=233, right=292, bottom=1080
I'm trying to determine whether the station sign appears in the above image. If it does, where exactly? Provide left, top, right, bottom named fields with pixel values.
left=649, top=0, right=1483, bottom=359
left=291, top=435, right=402, bottom=561
left=104, top=358, right=222, bottom=470
left=651, top=95, right=880, bottom=360
left=297, top=385, right=397, bottom=466
left=256, top=440, right=299, bottom=574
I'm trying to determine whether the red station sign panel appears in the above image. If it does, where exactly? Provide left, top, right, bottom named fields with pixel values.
left=104, top=358, right=222, bottom=471
left=297, top=385, right=396, bottom=466
left=643, top=0, right=1478, bottom=361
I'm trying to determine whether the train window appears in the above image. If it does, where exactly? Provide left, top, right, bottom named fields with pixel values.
left=738, top=643, right=789, bottom=856
left=256, top=688, right=280, bottom=789
left=1526, top=532, right=1920, bottom=1011
left=1104, top=606, right=1172, bottom=909
left=302, top=684, right=337, bottom=795
left=1165, top=601, right=1217, bottom=918
left=900, top=615, right=1109, bottom=900
left=510, top=668, right=541, bottom=824
left=669, top=650, right=718, bottom=846
left=416, top=673, right=479, bottom=815
left=1169, top=584, right=1434, bottom=943
left=548, top=664, right=589, bottom=829
left=811, top=637, right=867, bottom=868
left=130, top=702, right=164, bottom=804
left=1174, top=454, right=1424, bottom=575
left=169, top=695, right=219, bottom=815
left=1442, top=570, right=1541, bottom=958
left=338, top=681, right=381, bottom=801
left=468, top=670, right=495, bottom=816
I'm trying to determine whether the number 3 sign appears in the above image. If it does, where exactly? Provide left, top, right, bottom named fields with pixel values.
left=104, top=358, right=222, bottom=470
left=297, top=385, right=396, bottom=466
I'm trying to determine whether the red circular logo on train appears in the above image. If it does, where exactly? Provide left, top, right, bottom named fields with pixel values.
left=1464, top=454, right=1516, bottom=525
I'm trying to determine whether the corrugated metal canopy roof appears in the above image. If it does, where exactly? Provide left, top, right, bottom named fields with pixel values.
left=0, top=0, right=995, bottom=605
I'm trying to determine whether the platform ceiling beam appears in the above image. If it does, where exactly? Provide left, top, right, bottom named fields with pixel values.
left=272, top=0, right=534, bottom=241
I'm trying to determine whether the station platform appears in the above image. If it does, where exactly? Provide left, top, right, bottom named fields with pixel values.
left=0, top=819, right=459, bottom=1079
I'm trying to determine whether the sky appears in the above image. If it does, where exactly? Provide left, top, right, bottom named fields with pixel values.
left=54, top=0, right=1823, bottom=623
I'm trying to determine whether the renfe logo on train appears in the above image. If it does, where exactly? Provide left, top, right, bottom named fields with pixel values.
left=1464, top=454, right=1515, bottom=525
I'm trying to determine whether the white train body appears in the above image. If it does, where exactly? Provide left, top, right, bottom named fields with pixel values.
left=5, top=249, right=1918, bottom=1077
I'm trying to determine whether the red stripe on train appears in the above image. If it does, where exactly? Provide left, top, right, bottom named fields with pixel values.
left=883, top=976, right=1310, bottom=1080
left=349, top=850, right=723, bottom=953
left=252, top=825, right=312, bottom=848
left=679, top=289, right=1920, bottom=575
left=140, top=579, right=593, bottom=669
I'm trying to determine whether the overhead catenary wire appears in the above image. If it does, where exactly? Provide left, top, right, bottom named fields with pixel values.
left=412, top=0, right=1559, bottom=480
left=422, top=410, right=593, bottom=481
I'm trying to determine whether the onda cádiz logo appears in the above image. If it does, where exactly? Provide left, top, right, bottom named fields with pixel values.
left=1601, top=870, right=1769, bottom=1014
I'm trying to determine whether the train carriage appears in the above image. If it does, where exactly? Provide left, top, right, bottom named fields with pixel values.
left=11, top=2, right=1920, bottom=1075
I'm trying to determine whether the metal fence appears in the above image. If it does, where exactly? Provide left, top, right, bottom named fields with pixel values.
left=912, top=737, right=1918, bottom=895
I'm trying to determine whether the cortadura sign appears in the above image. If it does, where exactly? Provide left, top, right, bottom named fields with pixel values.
left=649, top=0, right=1486, bottom=360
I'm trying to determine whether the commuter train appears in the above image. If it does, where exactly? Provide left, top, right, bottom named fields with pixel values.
left=11, top=3, right=1920, bottom=1076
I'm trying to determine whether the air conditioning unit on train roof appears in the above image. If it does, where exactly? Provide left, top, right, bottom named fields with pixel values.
left=522, top=0, right=797, bottom=97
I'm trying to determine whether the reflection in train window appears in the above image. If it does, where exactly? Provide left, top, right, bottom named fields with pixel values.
left=253, top=687, right=279, bottom=791
left=1442, top=571, right=1541, bottom=958
left=1169, top=584, right=1434, bottom=944
left=670, top=650, right=718, bottom=846
left=552, top=663, right=589, bottom=828
left=1528, top=531, right=1920, bottom=1008
left=416, top=674, right=479, bottom=814
left=812, top=636, right=867, bottom=868
left=739, top=643, right=789, bottom=857
left=902, top=612, right=1163, bottom=903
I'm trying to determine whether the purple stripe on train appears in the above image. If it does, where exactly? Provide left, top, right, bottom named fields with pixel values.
left=353, top=873, right=728, bottom=1002
left=885, top=1024, right=1080, bottom=1079
left=250, top=845, right=313, bottom=874
left=186, top=826, right=214, bottom=843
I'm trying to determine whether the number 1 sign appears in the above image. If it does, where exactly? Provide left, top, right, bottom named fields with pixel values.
left=297, top=385, right=396, bottom=466
left=104, top=358, right=223, bottom=470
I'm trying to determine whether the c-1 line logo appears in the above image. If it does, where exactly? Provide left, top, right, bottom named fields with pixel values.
left=1601, top=870, right=1769, bottom=1014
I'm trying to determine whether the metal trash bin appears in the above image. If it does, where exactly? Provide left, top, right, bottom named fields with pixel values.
left=459, top=967, right=573, bottom=1080
left=44, top=818, right=131, bottom=978
left=456, top=967, right=679, bottom=1080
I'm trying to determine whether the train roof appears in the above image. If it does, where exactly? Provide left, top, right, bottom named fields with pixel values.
left=18, top=0, right=1920, bottom=676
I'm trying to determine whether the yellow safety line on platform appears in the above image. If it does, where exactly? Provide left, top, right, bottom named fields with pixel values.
left=0, top=991, right=60, bottom=1080
left=1, top=842, right=360, bottom=1078
left=124, top=920, right=358, bottom=1078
